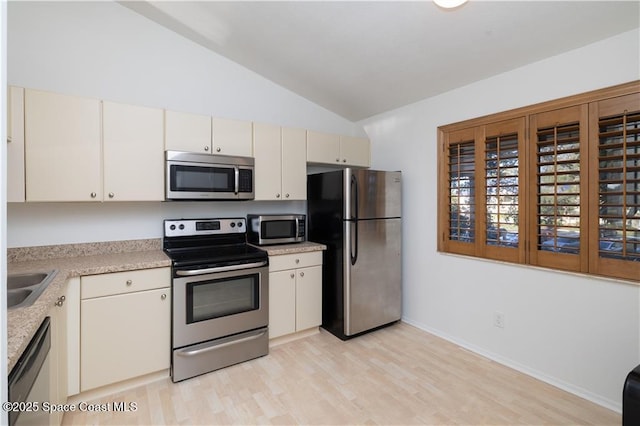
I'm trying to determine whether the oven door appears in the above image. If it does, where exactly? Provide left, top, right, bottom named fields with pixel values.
left=172, top=264, right=268, bottom=348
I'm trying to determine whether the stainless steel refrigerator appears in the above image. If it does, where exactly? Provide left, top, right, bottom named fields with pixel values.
left=307, top=168, right=402, bottom=340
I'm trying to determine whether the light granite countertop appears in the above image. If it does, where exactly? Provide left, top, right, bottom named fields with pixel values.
left=254, top=241, right=327, bottom=256
left=7, top=239, right=324, bottom=372
left=7, top=239, right=170, bottom=372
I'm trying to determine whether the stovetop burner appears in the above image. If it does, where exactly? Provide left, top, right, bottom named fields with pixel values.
left=163, top=218, right=267, bottom=268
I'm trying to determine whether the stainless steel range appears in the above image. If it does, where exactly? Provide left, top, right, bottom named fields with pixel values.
left=163, top=217, right=269, bottom=382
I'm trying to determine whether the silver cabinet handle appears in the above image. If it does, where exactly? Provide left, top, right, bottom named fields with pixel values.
left=216, top=147, right=221, bottom=152
left=126, top=279, right=133, bottom=286
left=108, top=192, right=114, bottom=198
left=343, top=159, right=347, bottom=163
left=300, top=271, right=305, bottom=277
left=204, top=146, right=209, bottom=151
left=90, top=192, right=97, bottom=198
left=336, top=158, right=340, bottom=162
left=55, top=295, right=66, bottom=307
left=295, top=258, right=300, bottom=264
left=161, top=294, right=167, bottom=300
left=276, top=193, right=281, bottom=198
left=7, top=136, right=12, bottom=143
left=290, top=273, right=295, bottom=279
left=285, top=193, right=290, bottom=198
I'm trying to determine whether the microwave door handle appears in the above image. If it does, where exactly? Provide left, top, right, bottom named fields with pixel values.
left=234, top=167, right=239, bottom=195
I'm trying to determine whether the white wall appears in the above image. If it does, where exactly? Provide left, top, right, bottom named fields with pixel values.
left=6, top=1, right=360, bottom=247
left=1, top=1, right=9, bottom=420
left=360, top=28, right=640, bottom=411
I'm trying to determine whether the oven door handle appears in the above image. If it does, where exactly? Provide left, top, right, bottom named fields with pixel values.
left=174, top=261, right=268, bottom=276
left=175, top=329, right=268, bottom=357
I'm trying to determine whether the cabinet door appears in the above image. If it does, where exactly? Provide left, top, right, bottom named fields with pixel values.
left=212, top=117, right=253, bottom=157
left=7, top=86, right=25, bottom=202
left=81, top=288, right=170, bottom=391
left=281, top=127, right=307, bottom=200
left=25, top=89, right=101, bottom=201
left=165, top=109, right=212, bottom=153
left=295, top=265, right=322, bottom=332
left=307, top=130, right=340, bottom=164
left=49, top=285, right=68, bottom=426
left=340, top=136, right=371, bottom=167
left=269, top=270, right=296, bottom=339
left=103, top=101, right=164, bottom=201
left=253, top=122, right=282, bottom=200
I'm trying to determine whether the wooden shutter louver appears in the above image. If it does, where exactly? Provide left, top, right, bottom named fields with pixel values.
left=535, top=122, right=582, bottom=255
left=597, top=110, right=640, bottom=263
left=485, top=133, right=519, bottom=248
left=448, top=141, right=476, bottom=244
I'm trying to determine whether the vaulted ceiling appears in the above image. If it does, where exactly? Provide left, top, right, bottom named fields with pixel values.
left=122, top=1, right=640, bottom=121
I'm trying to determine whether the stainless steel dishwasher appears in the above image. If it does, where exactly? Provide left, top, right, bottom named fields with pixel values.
left=8, top=317, right=51, bottom=426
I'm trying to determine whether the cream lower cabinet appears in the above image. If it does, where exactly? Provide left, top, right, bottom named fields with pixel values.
left=49, top=283, right=69, bottom=426
left=269, top=251, right=322, bottom=339
left=80, top=268, right=170, bottom=392
left=253, top=123, right=306, bottom=201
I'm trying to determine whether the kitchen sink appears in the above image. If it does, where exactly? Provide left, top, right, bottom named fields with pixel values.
left=7, top=270, right=58, bottom=309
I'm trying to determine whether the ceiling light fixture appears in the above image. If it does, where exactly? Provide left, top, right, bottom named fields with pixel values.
left=433, top=0, right=468, bottom=9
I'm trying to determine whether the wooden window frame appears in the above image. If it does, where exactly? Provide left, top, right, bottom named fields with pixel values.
left=437, top=81, right=640, bottom=283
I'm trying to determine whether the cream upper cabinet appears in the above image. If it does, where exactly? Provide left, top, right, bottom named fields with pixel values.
left=165, top=109, right=212, bottom=154
left=25, top=89, right=102, bottom=201
left=269, top=251, right=323, bottom=339
left=281, top=127, right=307, bottom=200
left=307, top=130, right=370, bottom=167
left=103, top=101, right=164, bottom=201
left=212, top=117, right=253, bottom=157
left=80, top=268, right=170, bottom=392
left=340, top=135, right=371, bottom=168
left=253, top=122, right=282, bottom=200
left=307, top=130, right=341, bottom=164
left=7, top=86, right=25, bottom=202
left=254, top=123, right=306, bottom=201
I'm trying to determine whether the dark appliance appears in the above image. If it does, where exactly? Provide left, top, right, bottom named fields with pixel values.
left=163, top=218, right=269, bottom=382
left=165, top=150, right=254, bottom=200
left=307, top=168, right=402, bottom=340
left=247, top=214, right=306, bottom=246
left=624, top=364, right=640, bottom=425
left=8, top=317, right=51, bottom=426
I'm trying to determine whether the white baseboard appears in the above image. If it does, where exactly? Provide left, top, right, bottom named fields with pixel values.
left=401, top=317, right=622, bottom=414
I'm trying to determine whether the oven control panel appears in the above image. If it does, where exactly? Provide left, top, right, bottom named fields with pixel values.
left=164, top=218, right=246, bottom=237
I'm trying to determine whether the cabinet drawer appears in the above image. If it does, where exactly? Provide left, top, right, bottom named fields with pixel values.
left=269, top=251, right=322, bottom=272
left=81, top=267, right=170, bottom=299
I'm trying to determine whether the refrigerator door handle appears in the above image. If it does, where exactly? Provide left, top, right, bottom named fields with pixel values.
left=350, top=173, right=359, bottom=265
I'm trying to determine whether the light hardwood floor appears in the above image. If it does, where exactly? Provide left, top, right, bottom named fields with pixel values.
left=63, top=322, right=620, bottom=425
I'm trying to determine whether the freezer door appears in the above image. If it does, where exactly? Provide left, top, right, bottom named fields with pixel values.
left=345, top=169, right=402, bottom=221
left=344, top=217, right=402, bottom=336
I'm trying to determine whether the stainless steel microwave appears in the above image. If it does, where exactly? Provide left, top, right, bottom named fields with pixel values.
left=165, top=150, right=254, bottom=201
left=247, top=214, right=306, bottom=245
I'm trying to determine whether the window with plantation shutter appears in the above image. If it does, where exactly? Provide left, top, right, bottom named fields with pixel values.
left=437, top=82, right=639, bottom=283
left=529, top=106, right=588, bottom=272
left=589, top=93, right=640, bottom=281
left=482, top=118, right=526, bottom=263
left=443, top=128, right=477, bottom=256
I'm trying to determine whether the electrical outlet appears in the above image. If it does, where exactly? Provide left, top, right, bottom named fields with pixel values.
left=493, top=312, right=505, bottom=329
